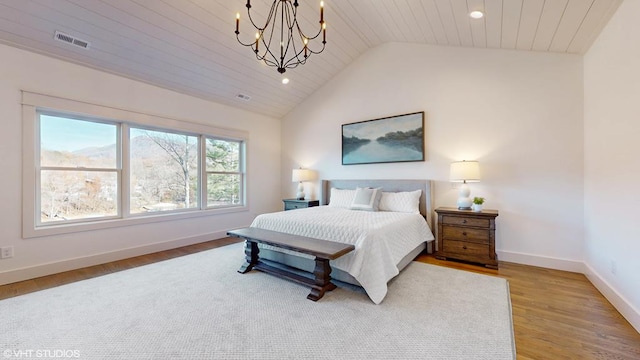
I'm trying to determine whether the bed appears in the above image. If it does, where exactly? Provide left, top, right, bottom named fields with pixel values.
left=250, top=179, right=435, bottom=304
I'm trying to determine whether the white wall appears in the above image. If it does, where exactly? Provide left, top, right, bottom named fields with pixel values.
left=0, top=44, right=281, bottom=284
left=583, top=0, right=640, bottom=331
left=282, top=43, right=585, bottom=271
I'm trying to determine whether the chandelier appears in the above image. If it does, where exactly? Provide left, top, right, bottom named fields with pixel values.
left=235, top=0, right=327, bottom=74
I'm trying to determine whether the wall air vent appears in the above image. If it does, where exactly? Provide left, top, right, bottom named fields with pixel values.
left=54, top=31, right=90, bottom=49
left=236, top=93, right=251, bottom=101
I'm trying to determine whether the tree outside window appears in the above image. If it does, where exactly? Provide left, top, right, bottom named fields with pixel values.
left=206, top=138, right=243, bottom=207
left=130, top=128, right=199, bottom=213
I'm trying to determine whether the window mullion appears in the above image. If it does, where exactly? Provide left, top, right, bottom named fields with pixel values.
left=121, top=123, right=130, bottom=218
left=199, top=134, right=206, bottom=210
left=241, top=141, right=246, bottom=205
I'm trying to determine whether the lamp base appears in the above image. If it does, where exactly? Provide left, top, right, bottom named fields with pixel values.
left=457, top=183, right=472, bottom=210
left=296, top=182, right=305, bottom=200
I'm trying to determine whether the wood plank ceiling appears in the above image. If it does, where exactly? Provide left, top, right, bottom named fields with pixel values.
left=0, top=0, right=622, bottom=118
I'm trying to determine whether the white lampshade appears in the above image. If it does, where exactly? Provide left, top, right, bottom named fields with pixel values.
left=450, top=161, right=480, bottom=210
left=292, top=169, right=314, bottom=182
left=292, top=168, right=315, bottom=200
left=450, top=161, right=480, bottom=183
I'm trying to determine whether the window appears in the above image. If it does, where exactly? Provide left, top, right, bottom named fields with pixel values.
left=130, top=128, right=199, bottom=213
left=39, top=114, right=120, bottom=224
left=24, top=91, right=248, bottom=237
left=206, top=138, right=243, bottom=207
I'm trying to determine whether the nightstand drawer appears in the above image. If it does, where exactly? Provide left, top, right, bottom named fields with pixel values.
left=285, top=203, right=304, bottom=210
left=442, top=225, right=489, bottom=243
left=443, top=240, right=490, bottom=259
left=441, top=215, right=490, bottom=228
left=283, top=199, right=319, bottom=211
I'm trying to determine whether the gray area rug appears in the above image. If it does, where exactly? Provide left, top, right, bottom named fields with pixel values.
left=1, top=243, right=515, bottom=359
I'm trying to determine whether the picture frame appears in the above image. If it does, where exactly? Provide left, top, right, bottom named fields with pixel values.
left=342, top=111, right=425, bottom=165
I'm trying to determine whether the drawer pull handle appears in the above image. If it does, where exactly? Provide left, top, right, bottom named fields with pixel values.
left=463, top=219, right=467, bottom=224
left=462, top=232, right=467, bottom=236
left=462, top=246, right=467, bottom=250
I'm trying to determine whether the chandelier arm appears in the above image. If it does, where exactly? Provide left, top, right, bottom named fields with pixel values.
left=305, top=43, right=326, bottom=55
left=237, top=2, right=271, bottom=48
left=282, top=2, right=299, bottom=67
left=235, top=34, right=258, bottom=47
left=245, top=0, right=276, bottom=33
left=263, top=3, right=281, bottom=68
left=279, top=0, right=287, bottom=70
left=259, top=36, right=280, bottom=68
left=294, top=19, right=323, bottom=41
left=282, top=17, right=309, bottom=69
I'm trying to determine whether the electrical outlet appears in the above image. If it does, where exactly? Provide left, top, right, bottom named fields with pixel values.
left=1, top=246, right=14, bottom=259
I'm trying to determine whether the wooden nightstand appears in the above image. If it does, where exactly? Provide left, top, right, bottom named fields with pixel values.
left=435, top=207, right=499, bottom=269
left=283, top=199, right=320, bottom=211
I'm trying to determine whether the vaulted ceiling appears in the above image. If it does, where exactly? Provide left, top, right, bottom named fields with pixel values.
left=0, top=0, right=622, bottom=118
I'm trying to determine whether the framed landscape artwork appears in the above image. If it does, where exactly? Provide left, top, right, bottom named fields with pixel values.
left=342, top=112, right=425, bottom=165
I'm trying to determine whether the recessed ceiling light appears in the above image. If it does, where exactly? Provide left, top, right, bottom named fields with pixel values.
left=282, top=78, right=290, bottom=85
left=470, top=10, right=484, bottom=19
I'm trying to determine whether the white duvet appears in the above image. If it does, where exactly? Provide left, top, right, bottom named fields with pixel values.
left=250, top=206, right=435, bottom=304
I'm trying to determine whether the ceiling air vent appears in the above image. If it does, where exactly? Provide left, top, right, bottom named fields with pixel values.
left=236, top=93, right=251, bottom=101
left=54, top=31, right=90, bottom=49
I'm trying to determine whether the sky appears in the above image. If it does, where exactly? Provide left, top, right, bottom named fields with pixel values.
left=40, top=114, right=116, bottom=152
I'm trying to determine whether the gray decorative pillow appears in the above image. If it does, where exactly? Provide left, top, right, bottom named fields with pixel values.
left=350, top=187, right=383, bottom=211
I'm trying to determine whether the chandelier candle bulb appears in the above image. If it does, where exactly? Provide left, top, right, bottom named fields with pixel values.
left=320, top=1, right=324, bottom=22
left=235, top=13, right=240, bottom=33
left=255, top=32, right=259, bottom=52
left=304, top=38, right=308, bottom=57
left=323, top=23, right=326, bottom=43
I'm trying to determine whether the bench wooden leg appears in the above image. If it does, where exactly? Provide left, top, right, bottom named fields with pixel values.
left=307, top=258, right=337, bottom=301
left=238, top=240, right=259, bottom=274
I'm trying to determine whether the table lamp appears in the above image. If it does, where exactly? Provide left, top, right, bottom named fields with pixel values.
left=292, top=168, right=314, bottom=200
left=450, top=160, right=480, bottom=210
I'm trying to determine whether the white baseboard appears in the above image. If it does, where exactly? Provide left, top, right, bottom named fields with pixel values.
left=498, top=249, right=640, bottom=333
left=0, top=229, right=243, bottom=286
left=583, top=263, right=640, bottom=333
left=497, top=250, right=584, bottom=273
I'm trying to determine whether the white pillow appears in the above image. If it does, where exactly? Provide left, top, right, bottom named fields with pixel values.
left=379, top=190, right=422, bottom=214
left=349, top=187, right=383, bottom=211
left=328, top=188, right=356, bottom=208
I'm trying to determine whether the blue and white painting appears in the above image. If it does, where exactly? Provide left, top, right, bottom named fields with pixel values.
left=342, top=112, right=424, bottom=165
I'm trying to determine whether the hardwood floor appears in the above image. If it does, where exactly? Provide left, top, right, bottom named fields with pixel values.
left=1, top=238, right=639, bottom=359
left=415, top=254, right=640, bottom=360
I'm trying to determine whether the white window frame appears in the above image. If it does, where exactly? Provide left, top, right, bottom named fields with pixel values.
left=22, top=91, right=249, bottom=238
left=204, top=137, right=246, bottom=209
left=37, top=111, right=122, bottom=226
left=128, top=125, right=203, bottom=215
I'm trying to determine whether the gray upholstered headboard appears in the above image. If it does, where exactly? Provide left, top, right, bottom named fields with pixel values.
left=321, top=179, right=435, bottom=230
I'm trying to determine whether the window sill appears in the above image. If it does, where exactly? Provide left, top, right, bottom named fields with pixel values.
left=23, top=206, right=248, bottom=239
